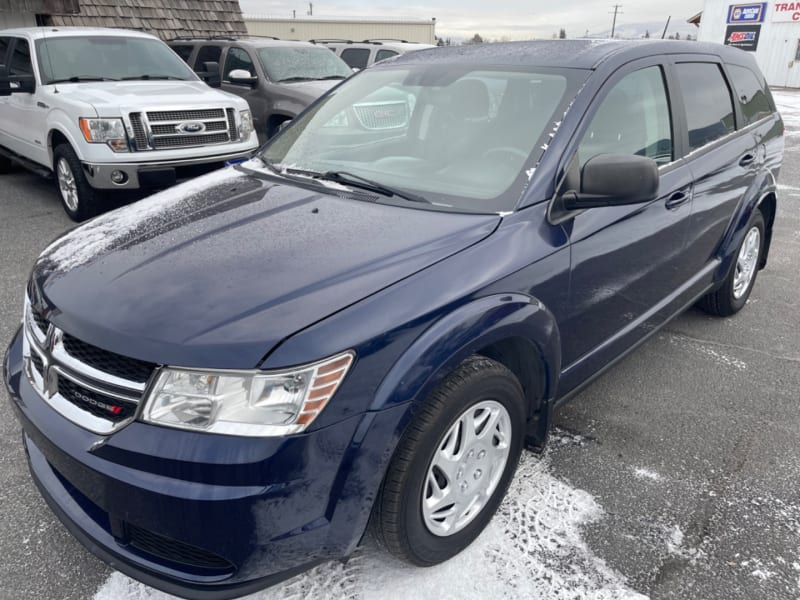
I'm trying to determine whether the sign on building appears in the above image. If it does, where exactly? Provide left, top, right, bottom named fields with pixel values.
left=727, top=3, right=767, bottom=23
left=724, top=24, right=762, bottom=50
left=773, top=2, right=800, bottom=21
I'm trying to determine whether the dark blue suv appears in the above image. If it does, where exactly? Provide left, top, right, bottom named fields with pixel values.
left=3, top=40, right=783, bottom=598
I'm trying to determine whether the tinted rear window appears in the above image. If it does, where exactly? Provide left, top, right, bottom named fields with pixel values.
left=341, top=48, right=370, bottom=69
left=675, top=62, right=735, bottom=152
left=727, top=64, right=772, bottom=126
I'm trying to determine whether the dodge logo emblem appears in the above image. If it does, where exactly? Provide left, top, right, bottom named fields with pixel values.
left=176, top=121, right=206, bottom=134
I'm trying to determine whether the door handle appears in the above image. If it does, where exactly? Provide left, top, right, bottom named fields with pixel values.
left=665, top=189, right=691, bottom=210
left=739, top=153, right=756, bottom=167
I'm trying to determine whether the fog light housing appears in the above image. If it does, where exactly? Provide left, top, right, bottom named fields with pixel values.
left=110, top=170, right=127, bottom=184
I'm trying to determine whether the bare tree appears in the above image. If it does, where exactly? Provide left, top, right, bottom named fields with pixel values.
left=559, top=28, right=567, bottom=39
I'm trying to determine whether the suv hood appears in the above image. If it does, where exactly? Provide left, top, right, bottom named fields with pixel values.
left=52, top=80, right=241, bottom=112
left=282, top=79, right=341, bottom=100
left=32, top=166, right=499, bottom=369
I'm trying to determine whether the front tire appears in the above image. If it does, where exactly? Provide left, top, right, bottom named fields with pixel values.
left=53, top=144, right=101, bottom=222
left=371, top=355, right=526, bottom=566
left=697, top=209, right=765, bottom=317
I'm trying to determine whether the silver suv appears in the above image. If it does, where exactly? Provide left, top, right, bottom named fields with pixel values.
left=311, top=39, right=437, bottom=70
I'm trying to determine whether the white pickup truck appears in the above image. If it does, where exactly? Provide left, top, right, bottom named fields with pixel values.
left=0, top=27, right=259, bottom=220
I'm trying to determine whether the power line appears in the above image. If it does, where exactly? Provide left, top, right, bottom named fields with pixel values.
left=610, top=4, right=622, bottom=38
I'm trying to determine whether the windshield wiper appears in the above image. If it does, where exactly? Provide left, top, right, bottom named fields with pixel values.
left=316, top=170, right=431, bottom=204
left=48, top=76, right=119, bottom=83
left=121, top=74, right=186, bottom=80
left=276, top=76, right=318, bottom=83
left=318, top=75, right=347, bottom=80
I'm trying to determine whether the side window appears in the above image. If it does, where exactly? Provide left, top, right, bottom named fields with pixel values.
left=727, top=64, right=772, bottom=126
left=9, top=39, right=32, bottom=76
left=340, top=48, right=370, bottom=70
left=375, top=49, right=398, bottom=63
left=194, top=45, right=222, bottom=72
left=675, top=63, right=735, bottom=151
left=0, top=37, right=11, bottom=72
left=224, top=47, right=254, bottom=79
left=579, top=66, right=673, bottom=167
left=171, top=45, right=193, bottom=64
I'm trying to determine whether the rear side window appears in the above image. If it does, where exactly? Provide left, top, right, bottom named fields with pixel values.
left=340, top=48, right=370, bottom=70
left=579, top=66, right=673, bottom=167
left=171, top=45, right=193, bottom=63
left=675, top=63, right=735, bottom=151
left=375, top=49, right=398, bottom=63
left=727, top=64, right=772, bottom=126
left=195, top=45, right=222, bottom=71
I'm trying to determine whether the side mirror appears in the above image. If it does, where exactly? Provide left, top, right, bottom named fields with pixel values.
left=0, top=74, right=35, bottom=96
left=562, top=154, right=659, bottom=210
left=228, top=69, right=258, bottom=86
left=201, top=61, right=221, bottom=88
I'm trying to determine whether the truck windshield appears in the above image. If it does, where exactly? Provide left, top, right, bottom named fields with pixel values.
left=258, top=46, right=352, bottom=82
left=261, top=65, right=586, bottom=213
left=36, top=36, right=197, bottom=84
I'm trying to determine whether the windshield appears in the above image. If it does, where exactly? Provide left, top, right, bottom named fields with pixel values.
left=258, top=46, right=352, bottom=82
left=261, top=65, right=584, bottom=212
left=36, top=36, right=197, bottom=83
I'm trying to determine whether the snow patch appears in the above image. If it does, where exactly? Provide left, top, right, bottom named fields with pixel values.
left=665, top=525, right=683, bottom=555
left=633, top=467, right=663, bottom=482
left=667, top=335, right=747, bottom=371
left=93, top=454, right=646, bottom=600
left=41, top=167, right=247, bottom=273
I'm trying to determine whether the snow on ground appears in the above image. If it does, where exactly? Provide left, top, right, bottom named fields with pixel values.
left=94, top=448, right=647, bottom=600
left=773, top=90, right=800, bottom=135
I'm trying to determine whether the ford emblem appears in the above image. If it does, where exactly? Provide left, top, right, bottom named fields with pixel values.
left=176, top=121, right=206, bottom=134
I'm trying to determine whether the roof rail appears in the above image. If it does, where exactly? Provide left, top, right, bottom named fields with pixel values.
left=169, top=34, right=281, bottom=42
left=309, top=38, right=354, bottom=44
left=363, top=38, right=412, bottom=44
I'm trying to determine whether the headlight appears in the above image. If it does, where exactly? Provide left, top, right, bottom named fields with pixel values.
left=79, top=118, right=129, bottom=152
left=239, top=109, right=254, bottom=139
left=142, top=351, right=354, bottom=436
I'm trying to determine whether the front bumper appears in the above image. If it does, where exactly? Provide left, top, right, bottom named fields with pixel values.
left=3, top=327, right=407, bottom=599
left=82, top=150, right=254, bottom=190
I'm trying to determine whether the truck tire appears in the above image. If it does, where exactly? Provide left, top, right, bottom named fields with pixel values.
left=53, top=144, right=101, bottom=222
left=371, top=355, right=526, bottom=566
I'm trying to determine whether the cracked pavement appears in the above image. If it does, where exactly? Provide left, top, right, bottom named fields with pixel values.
left=1, top=93, right=799, bottom=599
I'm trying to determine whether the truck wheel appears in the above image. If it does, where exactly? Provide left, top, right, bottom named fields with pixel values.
left=371, top=355, right=526, bottom=565
left=53, top=144, right=101, bottom=222
left=697, top=209, right=765, bottom=317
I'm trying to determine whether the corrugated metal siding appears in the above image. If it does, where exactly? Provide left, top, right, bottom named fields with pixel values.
left=46, top=0, right=247, bottom=41
left=246, top=17, right=436, bottom=44
left=698, top=0, right=800, bottom=87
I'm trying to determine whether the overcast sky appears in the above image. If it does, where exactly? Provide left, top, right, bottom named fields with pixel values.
left=239, top=0, right=704, bottom=40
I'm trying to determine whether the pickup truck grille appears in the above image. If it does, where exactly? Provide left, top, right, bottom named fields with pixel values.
left=22, top=296, right=155, bottom=435
left=127, top=108, right=239, bottom=151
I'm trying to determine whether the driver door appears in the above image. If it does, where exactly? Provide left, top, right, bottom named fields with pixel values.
left=3, top=37, right=48, bottom=165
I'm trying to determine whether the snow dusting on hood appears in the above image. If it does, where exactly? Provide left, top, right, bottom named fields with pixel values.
left=40, top=167, right=248, bottom=274
left=93, top=451, right=646, bottom=600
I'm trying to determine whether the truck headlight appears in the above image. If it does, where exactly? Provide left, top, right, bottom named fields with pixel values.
left=79, top=118, right=129, bottom=152
left=141, top=351, right=354, bottom=436
left=239, top=109, right=254, bottom=139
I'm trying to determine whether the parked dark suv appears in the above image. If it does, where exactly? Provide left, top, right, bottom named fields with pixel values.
left=170, top=36, right=352, bottom=139
left=4, top=40, right=783, bottom=599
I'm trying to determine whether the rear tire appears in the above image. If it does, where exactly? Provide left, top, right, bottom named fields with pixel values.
left=697, top=210, right=765, bottom=317
left=371, top=355, right=526, bottom=566
left=53, top=144, right=101, bottom=222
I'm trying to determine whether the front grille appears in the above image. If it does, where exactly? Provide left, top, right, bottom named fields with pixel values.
left=128, top=524, right=235, bottom=572
left=57, top=377, right=137, bottom=423
left=32, top=310, right=48, bottom=336
left=354, top=101, right=410, bottom=130
left=129, top=113, right=148, bottom=150
left=147, top=109, right=225, bottom=122
left=30, top=353, right=44, bottom=377
left=150, top=121, right=228, bottom=135
left=226, top=108, right=238, bottom=141
left=62, top=334, right=155, bottom=383
left=152, top=132, right=230, bottom=149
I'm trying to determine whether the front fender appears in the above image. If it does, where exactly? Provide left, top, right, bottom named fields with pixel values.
left=46, top=112, right=86, bottom=163
left=372, top=293, right=560, bottom=413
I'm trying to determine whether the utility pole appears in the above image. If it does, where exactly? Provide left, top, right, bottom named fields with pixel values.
left=610, top=4, right=622, bottom=38
left=308, top=2, right=313, bottom=16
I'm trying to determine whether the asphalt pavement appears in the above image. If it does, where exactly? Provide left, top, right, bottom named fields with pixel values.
left=0, top=95, right=798, bottom=600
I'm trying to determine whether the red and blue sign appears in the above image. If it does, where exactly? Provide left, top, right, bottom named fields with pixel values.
left=727, top=3, right=767, bottom=23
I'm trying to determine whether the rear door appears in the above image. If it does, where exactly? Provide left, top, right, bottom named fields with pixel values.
left=669, top=58, right=759, bottom=280
left=558, top=58, right=696, bottom=387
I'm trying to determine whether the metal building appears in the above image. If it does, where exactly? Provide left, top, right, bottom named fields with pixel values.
left=245, top=16, right=437, bottom=44
left=697, top=1, right=800, bottom=87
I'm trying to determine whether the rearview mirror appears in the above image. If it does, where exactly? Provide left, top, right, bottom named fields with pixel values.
left=562, top=154, right=659, bottom=210
left=228, top=69, right=258, bottom=86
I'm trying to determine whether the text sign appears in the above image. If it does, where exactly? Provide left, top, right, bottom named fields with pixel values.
left=728, top=3, right=767, bottom=22
left=724, top=24, right=762, bottom=50
left=773, top=2, right=800, bottom=21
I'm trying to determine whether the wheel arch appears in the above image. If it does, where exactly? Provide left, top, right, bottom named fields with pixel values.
left=47, top=124, right=82, bottom=165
